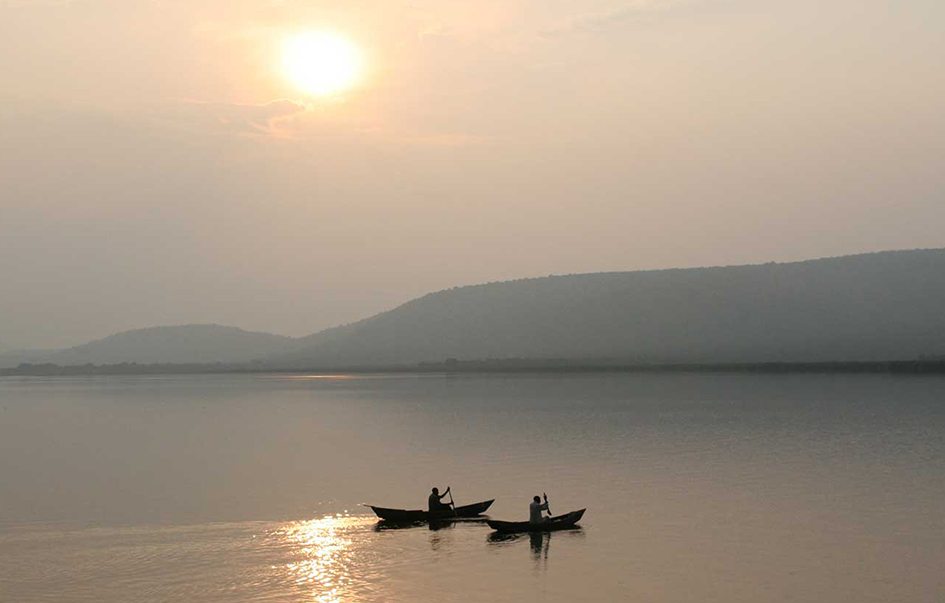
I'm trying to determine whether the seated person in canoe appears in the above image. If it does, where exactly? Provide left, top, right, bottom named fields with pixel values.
left=428, top=486, right=452, bottom=514
left=530, top=495, right=551, bottom=523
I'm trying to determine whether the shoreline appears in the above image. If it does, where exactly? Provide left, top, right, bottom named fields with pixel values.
left=3, top=359, right=945, bottom=377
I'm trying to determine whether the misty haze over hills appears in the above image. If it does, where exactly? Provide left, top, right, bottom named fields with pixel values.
left=5, top=249, right=945, bottom=370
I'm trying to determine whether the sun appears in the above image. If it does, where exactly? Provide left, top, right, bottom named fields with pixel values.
left=282, top=31, right=362, bottom=97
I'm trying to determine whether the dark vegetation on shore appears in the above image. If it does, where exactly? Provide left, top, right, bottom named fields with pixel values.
left=5, top=358, right=945, bottom=376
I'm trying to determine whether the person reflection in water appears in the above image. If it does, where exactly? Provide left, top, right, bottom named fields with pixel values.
left=530, top=532, right=550, bottom=559
left=428, top=486, right=451, bottom=514
left=530, top=495, right=550, bottom=523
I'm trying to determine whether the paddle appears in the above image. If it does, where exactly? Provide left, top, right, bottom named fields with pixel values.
left=543, top=492, right=552, bottom=518
left=448, top=486, right=458, bottom=517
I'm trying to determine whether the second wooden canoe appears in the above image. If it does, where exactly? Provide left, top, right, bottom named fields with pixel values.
left=368, top=499, right=495, bottom=522
left=486, top=508, right=586, bottom=533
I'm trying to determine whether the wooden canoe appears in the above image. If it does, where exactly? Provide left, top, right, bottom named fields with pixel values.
left=368, top=499, right=495, bottom=522
left=486, top=508, right=586, bottom=533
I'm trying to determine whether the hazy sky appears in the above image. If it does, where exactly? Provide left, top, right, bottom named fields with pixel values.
left=2, top=0, right=944, bottom=350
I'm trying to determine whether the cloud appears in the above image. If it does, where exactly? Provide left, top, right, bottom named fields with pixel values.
left=153, top=99, right=307, bottom=136
left=539, top=0, right=698, bottom=38
left=1, top=0, right=72, bottom=7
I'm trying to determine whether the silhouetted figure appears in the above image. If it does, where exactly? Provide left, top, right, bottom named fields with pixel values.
left=529, top=495, right=550, bottom=523
left=428, top=486, right=451, bottom=514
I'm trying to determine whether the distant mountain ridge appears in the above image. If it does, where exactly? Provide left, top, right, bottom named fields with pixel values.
left=6, top=249, right=945, bottom=369
left=266, top=248, right=945, bottom=368
left=1, top=325, right=298, bottom=368
left=0, top=349, right=55, bottom=369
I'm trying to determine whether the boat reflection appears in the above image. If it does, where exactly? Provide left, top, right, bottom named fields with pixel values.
left=373, top=517, right=489, bottom=532
left=487, top=526, right=584, bottom=567
left=486, top=526, right=583, bottom=545
left=373, top=519, right=457, bottom=532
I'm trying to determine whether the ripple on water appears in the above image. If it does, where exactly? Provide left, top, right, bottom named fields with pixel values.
left=0, top=515, right=506, bottom=603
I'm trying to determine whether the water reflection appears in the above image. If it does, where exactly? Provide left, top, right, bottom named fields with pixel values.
left=487, top=532, right=523, bottom=545
left=428, top=520, right=455, bottom=532
left=277, top=514, right=358, bottom=603
left=487, top=528, right=585, bottom=569
left=372, top=519, right=455, bottom=532
left=373, top=520, right=424, bottom=532
left=273, top=374, right=358, bottom=380
left=529, top=532, right=549, bottom=563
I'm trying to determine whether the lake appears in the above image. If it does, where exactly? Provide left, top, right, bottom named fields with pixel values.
left=1, top=373, right=943, bottom=602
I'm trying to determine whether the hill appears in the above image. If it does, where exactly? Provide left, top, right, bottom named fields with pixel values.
left=38, top=324, right=297, bottom=366
left=0, top=349, right=55, bottom=369
left=267, top=249, right=945, bottom=368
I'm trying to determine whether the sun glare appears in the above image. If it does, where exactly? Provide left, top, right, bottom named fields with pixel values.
left=283, top=31, right=362, bottom=97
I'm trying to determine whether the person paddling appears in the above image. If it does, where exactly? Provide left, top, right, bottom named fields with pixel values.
left=428, top=486, right=452, bottom=514
left=529, top=494, right=551, bottom=524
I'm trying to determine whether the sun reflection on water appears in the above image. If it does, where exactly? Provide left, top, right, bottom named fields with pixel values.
left=277, top=514, right=361, bottom=602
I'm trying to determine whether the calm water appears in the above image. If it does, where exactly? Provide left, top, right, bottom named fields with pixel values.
left=1, top=373, right=944, bottom=602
